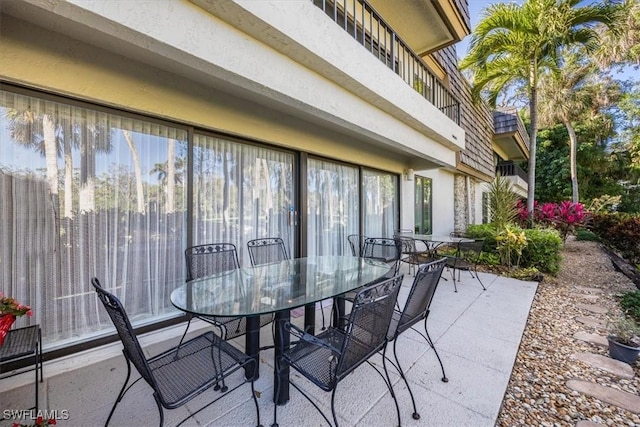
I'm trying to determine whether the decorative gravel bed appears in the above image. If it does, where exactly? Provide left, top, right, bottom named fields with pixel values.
left=496, top=238, right=640, bottom=427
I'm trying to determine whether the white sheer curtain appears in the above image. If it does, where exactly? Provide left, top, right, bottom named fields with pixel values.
left=192, top=134, right=295, bottom=267
left=362, top=169, right=398, bottom=238
left=0, top=90, right=187, bottom=348
left=307, top=158, right=359, bottom=256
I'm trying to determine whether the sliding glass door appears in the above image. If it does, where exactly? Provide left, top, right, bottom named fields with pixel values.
left=0, top=86, right=401, bottom=353
left=0, top=89, right=188, bottom=347
left=193, top=135, right=296, bottom=266
left=362, top=169, right=398, bottom=238
left=307, top=158, right=359, bottom=256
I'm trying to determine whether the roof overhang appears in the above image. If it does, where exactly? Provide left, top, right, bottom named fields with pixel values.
left=367, top=0, right=470, bottom=55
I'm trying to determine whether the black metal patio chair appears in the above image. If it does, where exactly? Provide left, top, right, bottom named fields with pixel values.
left=247, top=237, right=334, bottom=330
left=394, top=234, right=433, bottom=276
left=386, top=258, right=448, bottom=422
left=179, top=244, right=274, bottom=370
left=362, top=237, right=402, bottom=278
left=346, top=234, right=367, bottom=257
left=331, top=237, right=402, bottom=328
left=443, top=239, right=487, bottom=292
left=91, top=278, right=262, bottom=427
left=247, top=237, right=289, bottom=267
left=272, top=275, right=404, bottom=427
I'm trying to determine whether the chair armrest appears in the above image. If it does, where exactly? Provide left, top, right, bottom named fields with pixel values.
left=284, top=322, right=342, bottom=354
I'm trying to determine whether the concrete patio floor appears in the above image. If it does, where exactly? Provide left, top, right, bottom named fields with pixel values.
left=0, top=266, right=538, bottom=427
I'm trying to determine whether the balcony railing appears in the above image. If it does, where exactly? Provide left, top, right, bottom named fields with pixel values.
left=496, top=161, right=528, bottom=182
left=312, top=0, right=460, bottom=124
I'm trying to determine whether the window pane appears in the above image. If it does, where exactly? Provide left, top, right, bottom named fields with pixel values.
left=363, top=169, right=398, bottom=238
left=0, top=90, right=188, bottom=349
left=414, top=176, right=432, bottom=234
left=307, top=159, right=359, bottom=256
left=193, top=135, right=295, bottom=265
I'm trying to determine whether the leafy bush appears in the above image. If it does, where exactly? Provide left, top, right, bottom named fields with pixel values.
left=467, top=223, right=562, bottom=274
left=620, top=290, right=640, bottom=323
left=575, top=228, right=599, bottom=241
left=466, top=224, right=497, bottom=252
left=521, top=228, right=563, bottom=275
left=478, top=251, right=501, bottom=266
left=591, top=213, right=640, bottom=265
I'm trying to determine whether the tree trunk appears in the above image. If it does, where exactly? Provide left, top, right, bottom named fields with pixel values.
left=166, top=138, right=175, bottom=213
left=564, top=121, right=579, bottom=203
left=79, top=126, right=95, bottom=212
left=122, top=130, right=145, bottom=214
left=42, top=114, right=59, bottom=196
left=527, top=59, right=538, bottom=224
left=222, top=151, right=230, bottom=228
left=63, top=134, right=73, bottom=218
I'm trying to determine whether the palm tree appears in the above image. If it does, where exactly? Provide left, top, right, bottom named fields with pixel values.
left=122, top=130, right=145, bottom=214
left=149, top=139, right=186, bottom=213
left=538, top=51, right=594, bottom=203
left=593, top=0, right=640, bottom=68
left=5, top=109, right=60, bottom=197
left=538, top=50, right=623, bottom=202
left=460, top=0, right=621, bottom=219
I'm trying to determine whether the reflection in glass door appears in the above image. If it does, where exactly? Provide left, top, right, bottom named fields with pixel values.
left=193, top=135, right=295, bottom=266
left=414, top=176, right=432, bottom=234
left=307, top=159, right=359, bottom=256
left=363, top=169, right=398, bottom=238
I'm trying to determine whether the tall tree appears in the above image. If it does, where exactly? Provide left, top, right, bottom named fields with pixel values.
left=122, top=130, right=145, bottom=214
left=537, top=51, right=620, bottom=202
left=593, top=0, right=640, bottom=68
left=460, top=0, right=621, bottom=219
left=6, top=110, right=60, bottom=198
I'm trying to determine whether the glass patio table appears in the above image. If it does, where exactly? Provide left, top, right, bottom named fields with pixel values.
left=412, top=234, right=474, bottom=256
left=170, top=255, right=391, bottom=405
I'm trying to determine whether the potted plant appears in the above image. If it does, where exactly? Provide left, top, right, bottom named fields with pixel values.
left=0, top=293, right=33, bottom=345
left=607, top=317, right=640, bottom=364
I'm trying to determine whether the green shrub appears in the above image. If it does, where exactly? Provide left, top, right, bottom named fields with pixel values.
left=591, top=213, right=640, bottom=265
left=620, top=290, right=640, bottom=323
left=467, top=223, right=561, bottom=274
left=575, top=228, right=599, bottom=241
left=520, top=228, right=562, bottom=275
left=466, top=224, right=497, bottom=252
left=478, top=251, right=501, bottom=266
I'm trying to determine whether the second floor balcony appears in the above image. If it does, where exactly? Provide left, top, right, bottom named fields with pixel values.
left=493, top=108, right=530, bottom=161
left=497, top=161, right=528, bottom=197
left=313, top=0, right=461, bottom=124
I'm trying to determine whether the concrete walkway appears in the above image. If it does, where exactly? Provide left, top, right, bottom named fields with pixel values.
left=0, top=267, right=538, bottom=427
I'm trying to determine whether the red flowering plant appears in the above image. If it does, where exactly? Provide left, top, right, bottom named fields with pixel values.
left=554, top=201, right=588, bottom=242
left=516, top=200, right=589, bottom=242
left=0, top=292, right=32, bottom=345
left=12, top=416, right=56, bottom=427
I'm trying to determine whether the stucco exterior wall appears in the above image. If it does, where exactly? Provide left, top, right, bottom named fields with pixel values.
left=1, top=0, right=463, bottom=169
